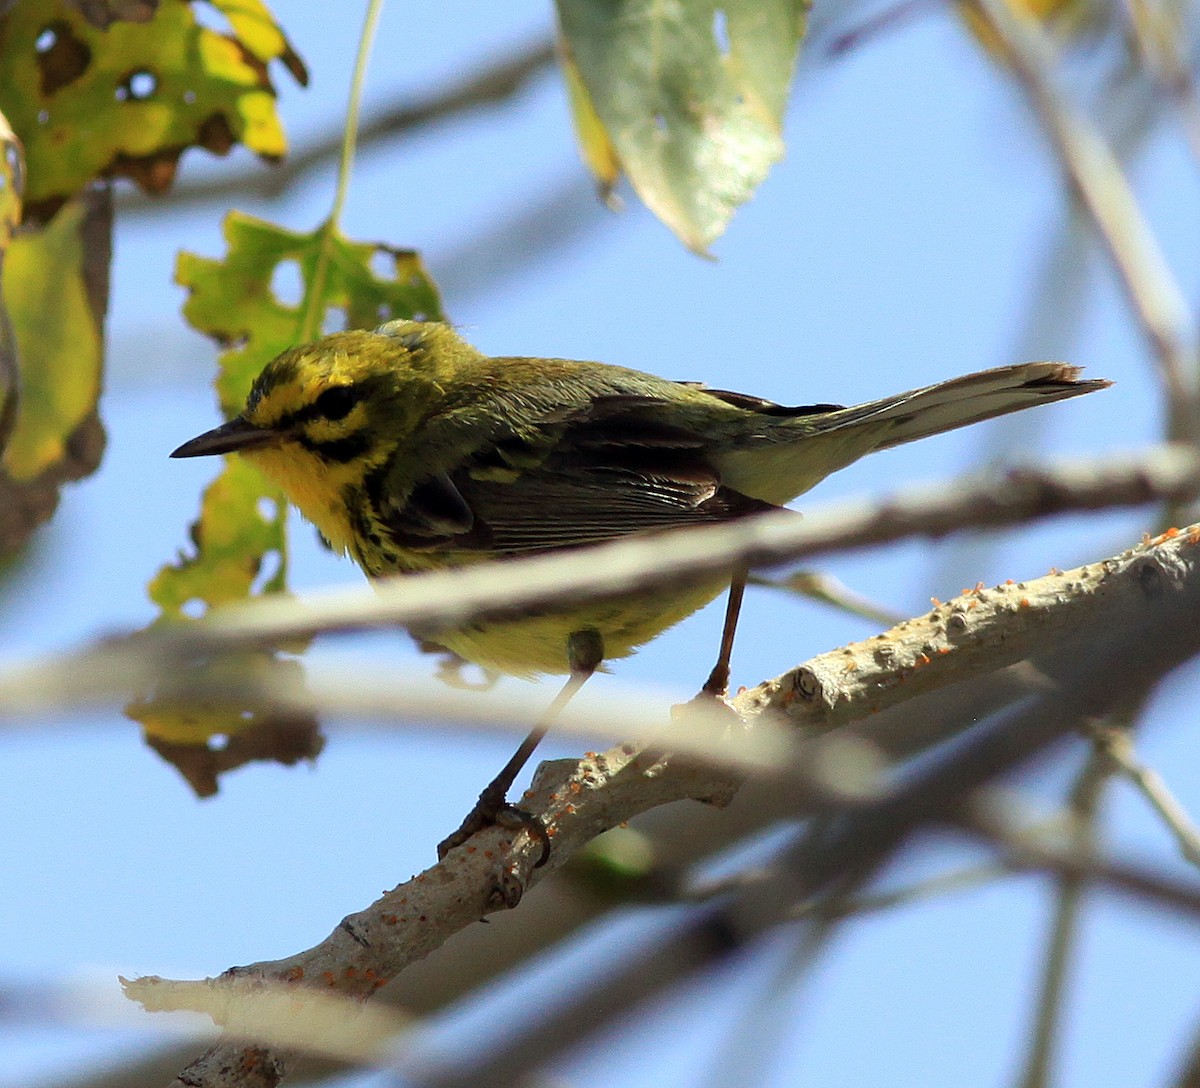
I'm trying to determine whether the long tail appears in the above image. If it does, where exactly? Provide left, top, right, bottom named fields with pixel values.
left=817, top=362, right=1110, bottom=449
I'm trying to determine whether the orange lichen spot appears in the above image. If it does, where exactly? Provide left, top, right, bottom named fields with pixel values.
left=321, top=971, right=336, bottom=987
left=570, top=781, right=583, bottom=794
left=585, top=751, right=597, bottom=759
left=1187, top=526, right=1200, bottom=545
left=1005, top=579, right=1015, bottom=586
left=781, top=688, right=797, bottom=706
left=374, top=977, right=387, bottom=990
left=345, top=967, right=357, bottom=979
left=968, top=599, right=978, bottom=610
left=843, top=660, right=858, bottom=673
left=931, top=597, right=943, bottom=607
left=1019, top=598, right=1031, bottom=608
left=282, top=966, right=304, bottom=983
left=382, top=913, right=398, bottom=925
left=938, top=647, right=951, bottom=655
left=737, top=685, right=747, bottom=694
left=364, top=968, right=378, bottom=980
left=547, top=826, right=559, bottom=838
left=564, top=803, right=577, bottom=814
left=484, top=850, right=495, bottom=859
left=915, top=653, right=931, bottom=667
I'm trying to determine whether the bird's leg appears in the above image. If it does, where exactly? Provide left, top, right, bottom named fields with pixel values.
left=701, top=568, right=748, bottom=697
left=436, top=629, right=603, bottom=862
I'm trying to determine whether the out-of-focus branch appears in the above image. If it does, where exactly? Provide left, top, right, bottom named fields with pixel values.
left=1091, top=721, right=1200, bottom=868
left=122, top=516, right=1200, bottom=1088
left=0, top=446, right=1195, bottom=723
left=1014, top=750, right=1108, bottom=1088
left=115, top=37, right=558, bottom=216
left=966, top=0, right=1200, bottom=447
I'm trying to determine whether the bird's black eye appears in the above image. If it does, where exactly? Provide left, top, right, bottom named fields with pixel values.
left=313, top=384, right=360, bottom=421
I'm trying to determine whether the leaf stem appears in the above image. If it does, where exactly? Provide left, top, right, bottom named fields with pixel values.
left=299, top=0, right=386, bottom=343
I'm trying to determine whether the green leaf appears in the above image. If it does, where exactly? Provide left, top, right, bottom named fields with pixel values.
left=0, top=0, right=307, bottom=219
left=2, top=195, right=106, bottom=479
left=0, top=188, right=110, bottom=555
left=139, top=213, right=441, bottom=769
left=126, top=647, right=324, bottom=797
left=176, top=212, right=443, bottom=416
left=148, top=456, right=287, bottom=618
left=556, top=0, right=808, bottom=253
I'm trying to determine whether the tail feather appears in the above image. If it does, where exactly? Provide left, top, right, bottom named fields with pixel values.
left=817, top=362, right=1110, bottom=450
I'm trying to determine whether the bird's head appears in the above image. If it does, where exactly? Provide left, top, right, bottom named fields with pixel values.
left=171, top=319, right=467, bottom=466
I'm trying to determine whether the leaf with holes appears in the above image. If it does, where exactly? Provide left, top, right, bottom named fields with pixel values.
left=0, top=0, right=307, bottom=219
left=176, top=212, right=444, bottom=415
left=556, top=0, right=807, bottom=254
left=126, top=647, right=324, bottom=797
left=142, top=213, right=442, bottom=759
left=164, top=211, right=442, bottom=606
left=148, top=456, right=287, bottom=618
left=0, top=188, right=110, bottom=555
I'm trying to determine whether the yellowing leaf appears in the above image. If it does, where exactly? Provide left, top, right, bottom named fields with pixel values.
left=176, top=212, right=444, bottom=416
left=148, top=456, right=286, bottom=618
left=0, top=188, right=109, bottom=554
left=0, top=0, right=307, bottom=218
left=126, top=649, right=324, bottom=797
left=556, top=0, right=808, bottom=254
left=141, top=214, right=442, bottom=763
left=559, top=43, right=621, bottom=198
left=2, top=197, right=104, bottom=479
left=0, top=108, right=22, bottom=456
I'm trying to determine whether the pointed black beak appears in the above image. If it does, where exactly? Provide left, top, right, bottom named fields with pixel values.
left=171, top=417, right=280, bottom=458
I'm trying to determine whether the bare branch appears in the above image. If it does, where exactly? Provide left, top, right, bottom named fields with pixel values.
left=1014, top=752, right=1109, bottom=1088
left=965, top=0, right=1200, bottom=445
left=115, top=38, right=558, bottom=216
left=1091, top=723, right=1200, bottom=869
left=203, top=446, right=1200, bottom=648
left=119, top=513, right=1200, bottom=1088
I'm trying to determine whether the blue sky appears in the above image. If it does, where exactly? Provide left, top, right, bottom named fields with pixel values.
left=3, top=2, right=1200, bottom=1085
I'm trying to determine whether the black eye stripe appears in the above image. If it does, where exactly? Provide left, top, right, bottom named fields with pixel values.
left=278, top=383, right=366, bottom=428
left=312, top=384, right=363, bottom=421
left=296, top=432, right=371, bottom=463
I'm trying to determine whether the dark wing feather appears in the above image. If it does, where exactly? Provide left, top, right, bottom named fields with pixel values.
left=375, top=394, right=785, bottom=556
left=675, top=381, right=844, bottom=418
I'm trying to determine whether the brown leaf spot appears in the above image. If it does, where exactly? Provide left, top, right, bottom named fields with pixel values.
left=34, top=21, right=92, bottom=96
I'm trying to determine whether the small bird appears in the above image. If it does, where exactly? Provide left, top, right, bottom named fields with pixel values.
left=173, top=319, right=1108, bottom=854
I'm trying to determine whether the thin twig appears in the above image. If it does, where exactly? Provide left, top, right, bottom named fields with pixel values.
left=1115, top=0, right=1200, bottom=170
left=750, top=569, right=906, bottom=626
left=967, top=0, right=1200, bottom=447
left=1091, top=723, right=1200, bottom=869
left=298, top=0, right=384, bottom=343
left=1015, top=750, right=1109, bottom=1088
left=115, top=38, right=558, bottom=215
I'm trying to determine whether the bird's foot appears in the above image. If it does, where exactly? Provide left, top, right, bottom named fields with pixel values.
left=437, top=787, right=551, bottom=867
